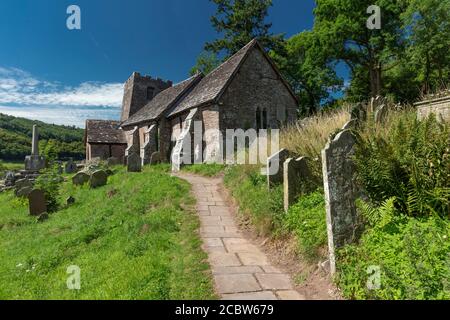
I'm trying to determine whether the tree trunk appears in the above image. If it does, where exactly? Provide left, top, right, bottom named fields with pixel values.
left=369, top=63, right=382, bottom=98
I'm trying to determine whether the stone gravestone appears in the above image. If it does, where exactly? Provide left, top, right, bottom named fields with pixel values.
left=72, top=172, right=90, bottom=186
left=374, top=104, right=388, bottom=124
left=89, top=170, right=108, bottom=188
left=350, top=103, right=367, bottom=127
left=267, top=149, right=291, bottom=188
left=5, top=171, right=15, bottom=187
left=150, top=151, right=161, bottom=165
left=28, top=189, right=47, bottom=216
left=322, top=130, right=360, bottom=275
left=283, top=157, right=312, bottom=212
left=24, top=125, right=46, bottom=171
left=65, top=159, right=78, bottom=174
left=127, top=153, right=142, bottom=172
left=15, top=179, right=33, bottom=197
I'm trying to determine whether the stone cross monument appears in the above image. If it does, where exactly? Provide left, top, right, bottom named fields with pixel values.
left=24, top=125, right=46, bottom=171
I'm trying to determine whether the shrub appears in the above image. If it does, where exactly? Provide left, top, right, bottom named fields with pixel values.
left=284, top=191, right=327, bottom=260
left=34, top=165, right=62, bottom=213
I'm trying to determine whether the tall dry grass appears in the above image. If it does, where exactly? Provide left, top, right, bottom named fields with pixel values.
left=280, top=107, right=351, bottom=161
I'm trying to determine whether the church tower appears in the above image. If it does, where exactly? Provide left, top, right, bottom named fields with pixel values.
left=120, top=72, right=172, bottom=122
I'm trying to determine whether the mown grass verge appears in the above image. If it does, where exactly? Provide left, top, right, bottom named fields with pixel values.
left=0, top=165, right=216, bottom=299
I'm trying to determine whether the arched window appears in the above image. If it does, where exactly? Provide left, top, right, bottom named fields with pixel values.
left=256, top=107, right=268, bottom=130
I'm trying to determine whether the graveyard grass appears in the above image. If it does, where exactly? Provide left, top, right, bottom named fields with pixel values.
left=0, top=165, right=216, bottom=299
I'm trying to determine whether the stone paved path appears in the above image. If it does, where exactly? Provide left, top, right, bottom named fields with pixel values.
left=175, top=173, right=305, bottom=300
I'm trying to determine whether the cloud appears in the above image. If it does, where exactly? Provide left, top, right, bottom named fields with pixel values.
left=0, top=67, right=124, bottom=127
left=0, top=67, right=123, bottom=107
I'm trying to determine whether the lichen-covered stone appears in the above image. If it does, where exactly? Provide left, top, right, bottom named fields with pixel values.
left=89, top=170, right=108, bottom=188
left=322, top=130, right=359, bottom=275
left=72, top=172, right=90, bottom=186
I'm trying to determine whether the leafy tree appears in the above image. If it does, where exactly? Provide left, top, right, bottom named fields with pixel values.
left=402, top=0, right=450, bottom=94
left=313, top=0, right=408, bottom=99
left=271, top=31, right=343, bottom=115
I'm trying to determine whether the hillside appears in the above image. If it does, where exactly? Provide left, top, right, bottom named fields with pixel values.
left=0, top=113, right=85, bottom=161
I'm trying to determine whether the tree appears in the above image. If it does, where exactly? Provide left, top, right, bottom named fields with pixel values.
left=402, top=0, right=450, bottom=94
left=190, top=51, right=221, bottom=75
left=313, top=0, right=408, bottom=99
left=271, top=31, right=343, bottom=115
left=204, top=0, right=284, bottom=57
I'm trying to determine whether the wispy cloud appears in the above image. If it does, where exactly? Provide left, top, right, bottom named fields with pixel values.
left=0, top=67, right=123, bottom=107
left=0, top=67, right=124, bottom=127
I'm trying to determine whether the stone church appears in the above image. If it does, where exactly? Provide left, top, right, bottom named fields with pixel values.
left=85, top=39, right=298, bottom=166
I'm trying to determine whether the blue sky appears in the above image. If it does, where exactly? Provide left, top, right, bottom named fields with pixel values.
left=0, top=0, right=317, bottom=127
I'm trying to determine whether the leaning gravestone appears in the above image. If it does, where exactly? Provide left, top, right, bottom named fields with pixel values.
left=322, top=130, right=359, bottom=275
left=15, top=179, right=32, bottom=194
left=267, top=149, right=291, bottom=188
left=28, top=189, right=47, bottom=216
left=127, top=153, right=142, bottom=172
left=283, top=157, right=312, bottom=212
left=89, top=170, right=108, bottom=188
left=72, top=172, right=90, bottom=186
left=65, top=159, right=78, bottom=174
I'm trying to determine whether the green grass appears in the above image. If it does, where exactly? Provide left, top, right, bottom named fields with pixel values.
left=0, top=165, right=216, bottom=300
left=181, top=164, right=226, bottom=177
left=0, top=160, right=23, bottom=175
left=223, top=165, right=285, bottom=235
left=284, top=191, right=327, bottom=261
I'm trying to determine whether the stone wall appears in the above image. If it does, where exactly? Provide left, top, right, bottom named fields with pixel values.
left=218, top=46, right=298, bottom=137
left=415, top=95, right=450, bottom=122
left=87, top=143, right=126, bottom=162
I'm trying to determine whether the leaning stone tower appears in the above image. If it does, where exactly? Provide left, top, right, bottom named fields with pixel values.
left=120, top=72, right=172, bottom=122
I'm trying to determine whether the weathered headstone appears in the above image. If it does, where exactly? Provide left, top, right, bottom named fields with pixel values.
left=127, top=153, right=142, bottom=172
left=89, top=170, right=108, bottom=188
left=15, top=179, right=32, bottom=193
left=107, top=157, right=120, bottom=166
left=341, top=119, right=357, bottom=131
left=72, top=172, right=90, bottom=186
left=374, top=104, right=388, bottom=124
left=24, top=125, right=46, bottom=171
left=283, top=157, right=312, bottom=212
left=150, top=151, right=161, bottom=165
left=5, top=171, right=15, bottom=186
left=267, top=149, right=291, bottom=188
left=322, top=130, right=360, bottom=275
left=65, top=159, right=78, bottom=174
left=28, top=189, right=47, bottom=216
left=350, top=103, right=367, bottom=125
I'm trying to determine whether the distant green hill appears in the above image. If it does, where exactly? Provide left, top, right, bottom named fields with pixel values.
left=0, top=113, right=85, bottom=161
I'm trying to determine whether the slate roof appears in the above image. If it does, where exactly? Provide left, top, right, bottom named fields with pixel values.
left=121, top=73, right=203, bottom=127
left=167, top=39, right=258, bottom=117
left=85, top=120, right=127, bottom=144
